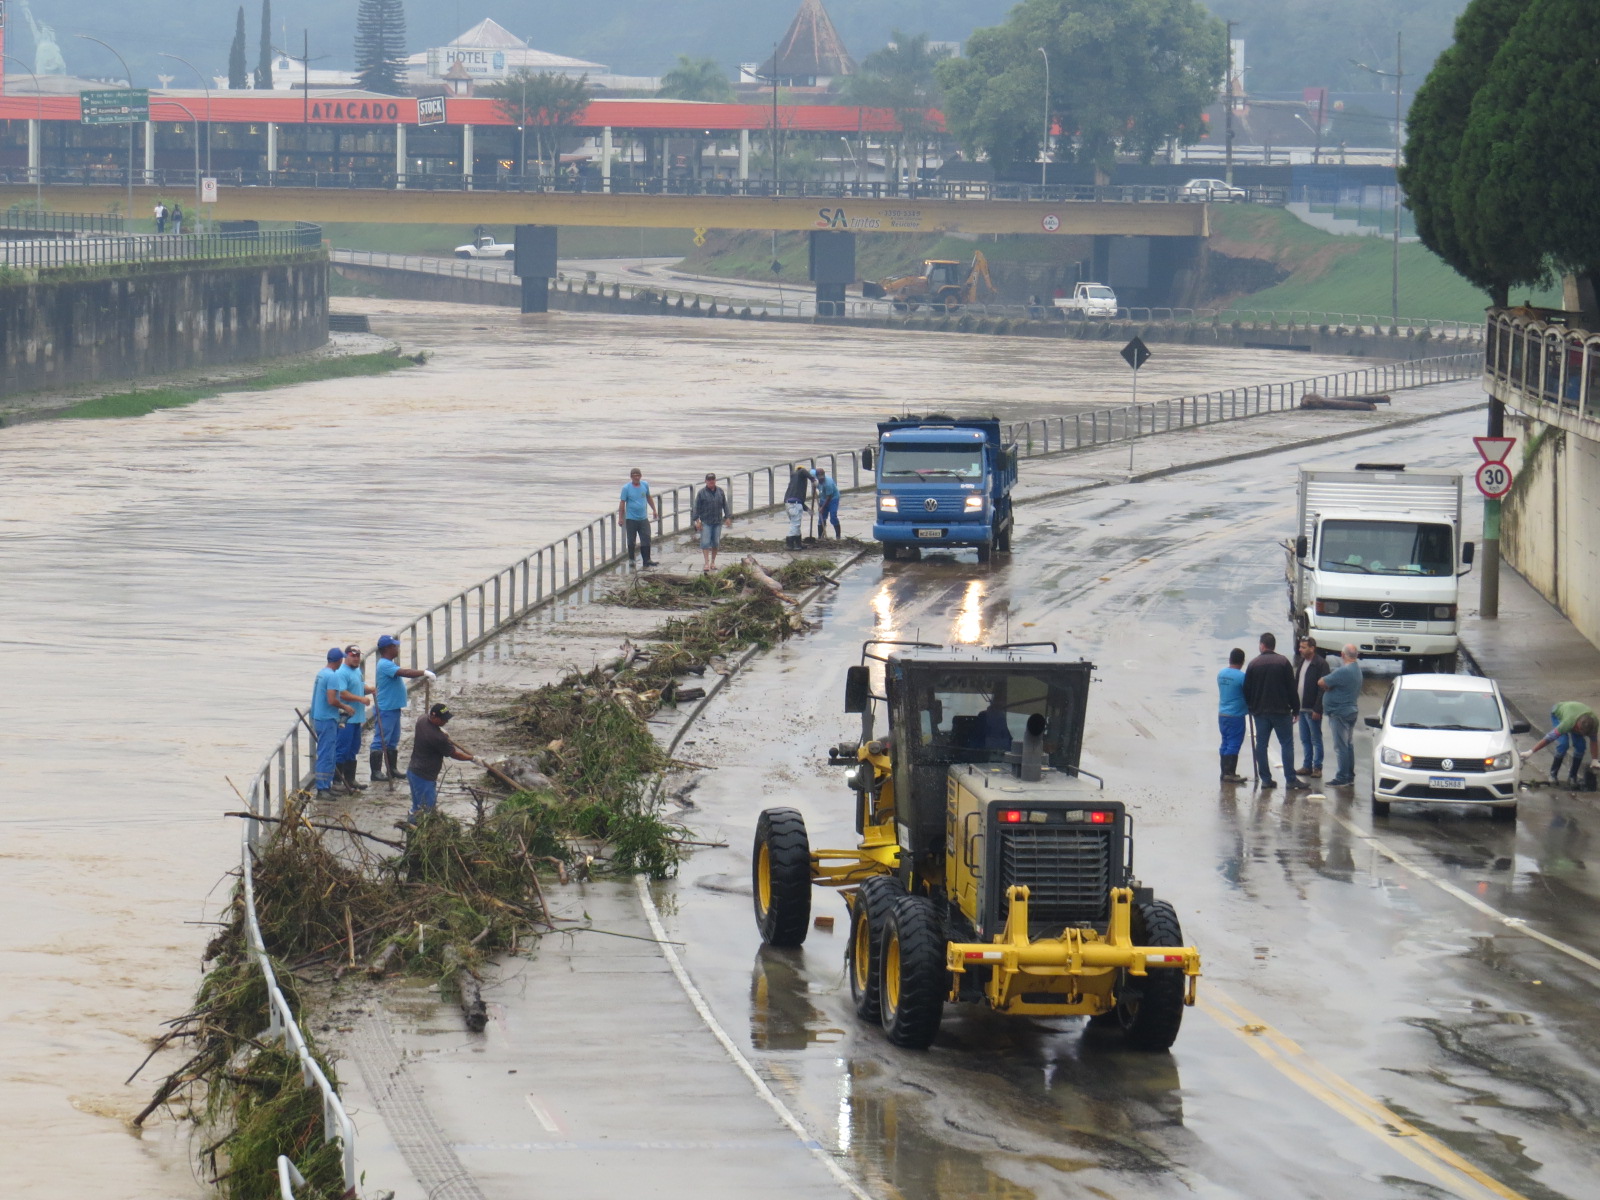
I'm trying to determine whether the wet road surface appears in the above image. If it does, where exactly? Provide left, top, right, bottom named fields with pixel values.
left=651, top=409, right=1600, bottom=1199
left=0, top=304, right=1371, bottom=1197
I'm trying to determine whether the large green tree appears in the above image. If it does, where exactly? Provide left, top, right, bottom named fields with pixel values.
left=354, top=0, right=407, bottom=95
left=844, top=31, right=950, bottom=176
left=937, top=0, right=1224, bottom=175
left=658, top=56, right=734, bottom=102
left=228, top=7, right=249, bottom=91
left=481, top=70, right=593, bottom=175
left=1399, top=0, right=1530, bottom=304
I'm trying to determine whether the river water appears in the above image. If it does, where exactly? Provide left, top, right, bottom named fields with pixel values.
left=0, top=299, right=1369, bottom=1195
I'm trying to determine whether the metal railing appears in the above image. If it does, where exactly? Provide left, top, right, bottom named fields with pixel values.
left=0, top=163, right=1289, bottom=206
left=1, top=206, right=125, bottom=235
left=1001, top=352, right=1484, bottom=456
left=232, top=349, right=1482, bottom=1189
left=0, top=222, right=322, bottom=270
left=1484, top=309, right=1600, bottom=422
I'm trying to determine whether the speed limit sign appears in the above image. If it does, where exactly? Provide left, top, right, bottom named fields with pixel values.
left=1476, top=460, right=1513, bottom=498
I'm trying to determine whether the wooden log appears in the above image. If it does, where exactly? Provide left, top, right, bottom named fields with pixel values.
left=740, top=556, right=798, bottom=604
left=1300, top=393, right=1377, bottom=411
left=367, top=942, right=401, bottom=979
left=460, top=978, right=488, bottom=1032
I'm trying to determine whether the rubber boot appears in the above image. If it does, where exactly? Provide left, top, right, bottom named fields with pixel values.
left=385, top=748, right=400, bottom=787
left=342, top=761, right=367, bottom=792
left=369, top=750, right=387, bottom=783
left=1549, top=753, right=1565, bottom=784
left=1221, top=754, right=1246, bottom=783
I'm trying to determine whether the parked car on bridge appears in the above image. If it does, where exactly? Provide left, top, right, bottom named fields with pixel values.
left=1178, top=178, right=1248, bottom=202
left=454, top=234, right=514, bottom=259
left=1365, top=673, right=1528, bottom=820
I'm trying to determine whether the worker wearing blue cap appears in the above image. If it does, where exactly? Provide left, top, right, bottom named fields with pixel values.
left=310, top=647, right=353, bottom=794
left=370, top=634, right=436, bottom=784
left=333, top=646, right=375, bottom=792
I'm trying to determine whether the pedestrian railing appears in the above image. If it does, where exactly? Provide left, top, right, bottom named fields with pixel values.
left=0, top=222, right=322, bottom=269
left=232, top=346, right=1483, bottom=1191
left=1001, top=352, right=1484, bottom=457
left=0, top=206, right=125, bottom=236
left=1484, top=308, right=1600, bottom=423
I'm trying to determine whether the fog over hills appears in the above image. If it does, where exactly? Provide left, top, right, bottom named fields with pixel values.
left=12, top=0, right=1465, bottom=98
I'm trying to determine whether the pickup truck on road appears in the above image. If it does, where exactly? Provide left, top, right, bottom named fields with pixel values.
left=454, top=234, right=514, bottom=259
left=1052, top=283, right=1118, bottom=318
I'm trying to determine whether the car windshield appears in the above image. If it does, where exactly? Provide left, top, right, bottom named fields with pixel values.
left=880, top=445, right=983, bottom=480
left=1319, top=519, right=1454, bottom=576
left=1390, top=687, right=1503, bottom=731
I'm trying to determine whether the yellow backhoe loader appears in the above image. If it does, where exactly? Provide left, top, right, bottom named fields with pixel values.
left=752, top=641, right=1201, bottom=1051
left=862, top=251, right=997, bottom=311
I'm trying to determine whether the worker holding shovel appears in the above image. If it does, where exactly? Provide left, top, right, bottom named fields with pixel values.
left=784, top=465, right=815, bottom=551
left=405, top=703, right=479, bottom=818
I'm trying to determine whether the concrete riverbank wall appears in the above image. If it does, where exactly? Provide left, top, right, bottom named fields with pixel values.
left=0, top=253, right=328, bottom=398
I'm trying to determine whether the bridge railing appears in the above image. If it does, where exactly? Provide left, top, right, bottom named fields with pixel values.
left=3, top=164, right=1288, bottom=206
left=0, top=222, right=322, bottom=269
left=1001, top=352, right=1484, bottom=457
left=1484, top=309, right=1600, bottom=422
left=1, top=206, right=125, bottom=235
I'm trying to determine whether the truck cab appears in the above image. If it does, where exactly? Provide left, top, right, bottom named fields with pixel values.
left=1288, top=464, right=1475, bottom=672
left=866, top=416, right=1017, bottom=562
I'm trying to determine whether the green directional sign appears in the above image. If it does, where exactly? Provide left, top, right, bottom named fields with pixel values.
left=81, top=88, right=150, bottom=126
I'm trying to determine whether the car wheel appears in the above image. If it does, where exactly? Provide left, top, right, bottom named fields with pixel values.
left=1491, top=804, right=1517, bottom=823
left=1370, top=794, right=1390, bottom=817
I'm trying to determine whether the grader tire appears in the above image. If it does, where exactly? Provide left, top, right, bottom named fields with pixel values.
left=752, top=807, right=812, bottom=946
left=848, top=875, right=905, bottom=1021
left=1102, top=899, right=1187, bottom=1051
left=878, top=896, right=948, bottom=1049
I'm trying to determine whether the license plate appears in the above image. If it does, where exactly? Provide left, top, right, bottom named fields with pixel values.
left=915, top=528, right=943, bottom=538
left=1429, top=776, right=1466, bottom=790
left=1374, top=637, right=1399, bottom=647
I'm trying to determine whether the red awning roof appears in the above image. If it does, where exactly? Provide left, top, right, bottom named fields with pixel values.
left=0, top=94, right=942, bottom=134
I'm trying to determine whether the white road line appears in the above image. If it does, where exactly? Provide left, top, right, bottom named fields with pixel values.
left=524, top=1094, right=562, bottom=1133
left=634, top=876, right=876, bottom=1200
left=1331, top=812, right=1600, bottom=973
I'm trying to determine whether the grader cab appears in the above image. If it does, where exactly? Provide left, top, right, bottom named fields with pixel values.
left=752, top=642, right=1201, bottom=1050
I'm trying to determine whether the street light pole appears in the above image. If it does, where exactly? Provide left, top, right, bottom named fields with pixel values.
left=75, top=34, right=135, bottom=223
left=2, top=55, right=44, bottom=211
left=1037, top=47, right=1049, bottom=190
left=1352, top=35, right=1404, bottom=325
left=156, top=99, right=203, bottom=224
left=1224, top=21, right=1235, bottom=186
left=158, top=53, right=212, bottom=177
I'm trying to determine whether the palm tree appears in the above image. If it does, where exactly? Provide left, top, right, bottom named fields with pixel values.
left=658, top=56, right=734, bottom=180
left=845, top=31, right=951, bottom=188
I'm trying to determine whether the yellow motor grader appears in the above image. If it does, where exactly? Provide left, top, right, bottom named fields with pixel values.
left=752, top=642, right=1201, bottom=1050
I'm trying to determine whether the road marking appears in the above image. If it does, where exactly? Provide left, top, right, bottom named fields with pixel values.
left=634, top=876, right=876, bottom=1200
left=1329, top=813, right=1600, bottom=974
left=1200, top=985, right=1531, bottom=1200
left=524, top=1094, right=562, bottom=1133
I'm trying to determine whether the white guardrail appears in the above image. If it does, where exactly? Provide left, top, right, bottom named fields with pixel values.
left=240, top=347, right=1484, bottom=1193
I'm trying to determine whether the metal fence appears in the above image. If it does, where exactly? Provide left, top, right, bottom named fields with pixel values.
left=0, top=222, right=323, bottom=269
left=233, top=347, right=1482, bottom=1189
left=0, top=206, right=125, bottom=235
left=1484, top=309, right=1600, bottom=422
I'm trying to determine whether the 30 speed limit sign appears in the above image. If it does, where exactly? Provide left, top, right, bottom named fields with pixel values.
left=1476, top=460, right=1513, bottom=498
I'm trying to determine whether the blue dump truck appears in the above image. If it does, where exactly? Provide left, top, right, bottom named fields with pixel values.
left=863, top=415, right=1018, bottom=562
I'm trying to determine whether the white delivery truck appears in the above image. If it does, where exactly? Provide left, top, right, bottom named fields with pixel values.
left=1286, top=463, right=1475, bottom=673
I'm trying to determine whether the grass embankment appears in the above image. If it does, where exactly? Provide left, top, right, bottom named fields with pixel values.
left=321, top=221, right=696, bottom=259
left=55, top=351, right=426, bottom=420
left=138, top=557, right=831, bottom=1194
left=1208, top=206, right=1560, bottom=321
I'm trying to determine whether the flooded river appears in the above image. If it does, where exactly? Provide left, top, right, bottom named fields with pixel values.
left=0, top=299, right=1369, bottom=1195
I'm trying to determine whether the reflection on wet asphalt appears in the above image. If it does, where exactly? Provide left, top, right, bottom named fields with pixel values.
left=666, top=410, right=1600, bottom=1199
left=0, top=303, right=1376, bottom=1196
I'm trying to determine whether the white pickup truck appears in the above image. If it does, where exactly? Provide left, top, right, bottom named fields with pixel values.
left=1052, top=282, right=1118, bottom=317
left=453, top=234, right=514, bottom=259
left=1287, top=463, right=1475, bottom=673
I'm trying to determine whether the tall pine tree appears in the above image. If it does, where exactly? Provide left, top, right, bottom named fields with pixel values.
left=355, top=0, right=408, bottom=96
left=255, top=0, right=273, bottom=90
left=228, top=7, right=249, bottom=90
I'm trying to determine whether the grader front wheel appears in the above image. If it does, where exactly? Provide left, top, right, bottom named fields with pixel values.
left=847, top=875, right=905, bottom=1021
left=752, top=807, right=812, bottom=946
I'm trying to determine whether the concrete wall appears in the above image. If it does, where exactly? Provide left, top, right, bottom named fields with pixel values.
left=1503, top=413, right=1600, bottom=648
left=0, top=255, right=327, bottom=399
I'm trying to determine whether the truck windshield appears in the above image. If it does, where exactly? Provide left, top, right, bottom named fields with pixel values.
left=1085, top=287, right=1114, bottom=298
left=880, top=446, right=983, bottom=480
left=1318, top=519, right=1454, bottom=576
left=1390, top=687, right=1503, bottom=731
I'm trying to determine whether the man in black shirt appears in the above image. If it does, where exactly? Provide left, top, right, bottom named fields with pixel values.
left=405, top=703, right=478, bottom=817
left=1243, top=632, right=1305, bottom=790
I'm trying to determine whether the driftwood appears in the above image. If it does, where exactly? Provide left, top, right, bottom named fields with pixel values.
left=460, top=978, right=488, bottom=1032
left=224, top=811, right=406, bottom=851
left=367, top=942, right=401, bottom=979
left=1300, top=393, right=1388, bottom=411
left=740, top=556, right=798, bottom=604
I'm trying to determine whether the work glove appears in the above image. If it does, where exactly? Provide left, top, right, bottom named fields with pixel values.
left=424, top=670, right=437, bottom=681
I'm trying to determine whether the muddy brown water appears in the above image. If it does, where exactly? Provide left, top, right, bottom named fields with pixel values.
left=0, top=300, right=1370, bottom=1194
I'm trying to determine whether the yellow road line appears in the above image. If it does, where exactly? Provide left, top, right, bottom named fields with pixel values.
left=1199, top=984, right=1530, bottom=1200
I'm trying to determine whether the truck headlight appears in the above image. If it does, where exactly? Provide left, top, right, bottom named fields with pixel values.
left=1316, top=600, right=1341, bottom=616
left=879, top=495, right=897, bottom=510
left=1433, top=605, right=1456, bottom=619
left=1490, top=751, right=1514, bottom=769
left=964, top=495, right=984, bottom=511
left=1380, top=746, right=1410, bottom=766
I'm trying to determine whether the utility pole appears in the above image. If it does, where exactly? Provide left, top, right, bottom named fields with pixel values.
left=1391, top=31, right=1403, bottom=327
left=1224, top=21, right=1235, bottom=186
left=1037, top=47, right=1050, bottom=190
left=75, top=35, right=136, bottom=221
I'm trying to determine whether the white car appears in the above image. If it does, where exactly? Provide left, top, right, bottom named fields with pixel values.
left=1178, top=178, right=1247, bottom=202
left=454, top=234, right=514, bottom=259
left=1365, top=673, right=1530, bottom=820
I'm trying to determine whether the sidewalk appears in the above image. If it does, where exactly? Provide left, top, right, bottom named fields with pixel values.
left=1458, top=559, right=1600, bottom=729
